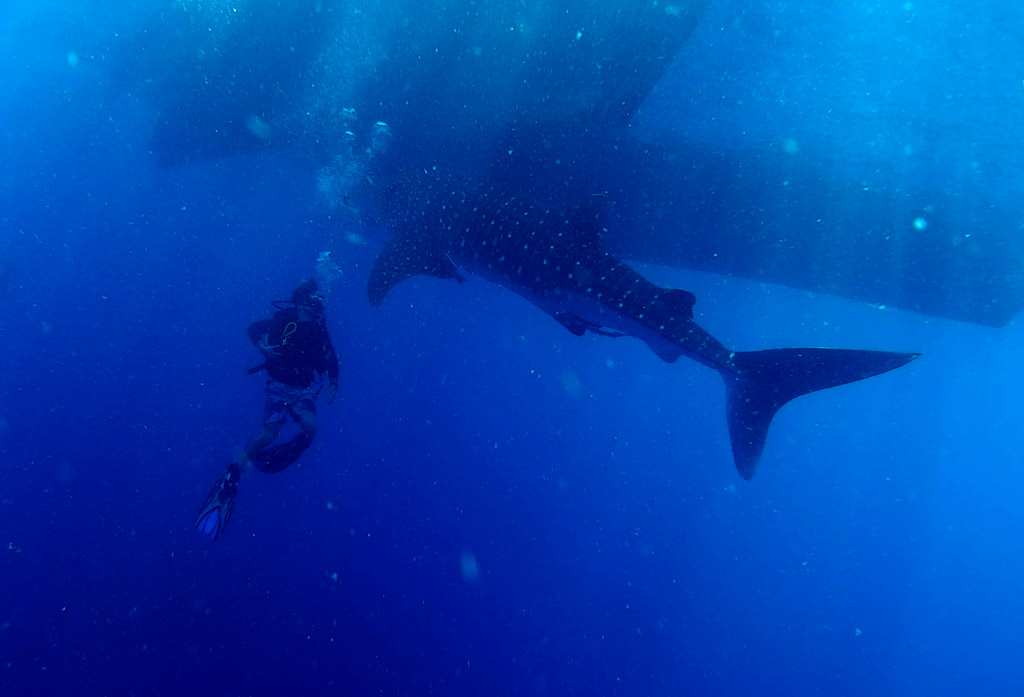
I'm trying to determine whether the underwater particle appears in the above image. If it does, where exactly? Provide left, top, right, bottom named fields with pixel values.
left=560, top=369, right=582, bottom=396
left=315, top=250, right=343, bottom=289
left=315, top=169, right=334, bottom=198
left=66, top=52, right=79, bottom=68
left=912, top=217, right=928, bottom=231
left=460, top=550, right=480, bottom=582
left=326, top=500, right=334, bottom=511
left=345, top=231, right=366, bottom=246
left=782, top=138, right=799, bottom=155
left=370, top=121, right=392, bottom=156
left=245, top=114, right=272, bottom=140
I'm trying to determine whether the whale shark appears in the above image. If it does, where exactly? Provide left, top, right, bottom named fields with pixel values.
left=368, top=187, right=918, bottom=479
left=111, top=1, right=1024, bottom=326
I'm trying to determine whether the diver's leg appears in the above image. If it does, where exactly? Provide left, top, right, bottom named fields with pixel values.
left=252, top=400, right=317, bottom=474
left=239, top=422, right=282, bottom=470
left=238, top=384, right=287, bottom=470
left=295, top=403, right=318, bottom=441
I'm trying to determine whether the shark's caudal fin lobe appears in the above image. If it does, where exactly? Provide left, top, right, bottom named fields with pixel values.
left=368, top=236, right=461, bottom=307
left=725, top=348, right=919, bottom=480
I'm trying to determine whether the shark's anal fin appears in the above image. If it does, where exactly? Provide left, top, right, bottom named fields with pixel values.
left=368, top=236, right=462, bottom=307
left=643, top=338, right=686, bottom=363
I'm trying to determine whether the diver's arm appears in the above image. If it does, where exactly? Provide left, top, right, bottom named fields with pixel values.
left=247, top=319, right=276, bottom=344
left=247, top=319, right=281, bottom=356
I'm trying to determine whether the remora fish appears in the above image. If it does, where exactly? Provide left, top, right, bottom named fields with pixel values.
left=368, top=189, right=918, bottom=479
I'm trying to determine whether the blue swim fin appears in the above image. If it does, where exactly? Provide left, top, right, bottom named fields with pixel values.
left=195, top=463, right=241, bottom=541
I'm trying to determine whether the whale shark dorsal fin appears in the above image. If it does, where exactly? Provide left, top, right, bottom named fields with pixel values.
left=368, top=235, right=461, bottom=307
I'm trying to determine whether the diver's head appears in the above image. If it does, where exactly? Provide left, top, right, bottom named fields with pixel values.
left=291, top=279, right=324, bottom=316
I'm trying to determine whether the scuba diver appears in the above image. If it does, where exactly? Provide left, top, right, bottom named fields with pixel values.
left=195, top=279, right=340, bottom=541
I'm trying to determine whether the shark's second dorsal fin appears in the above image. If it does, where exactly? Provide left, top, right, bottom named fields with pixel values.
left=368, top=235, right=461, bottom=307
left=663, top=288, right=696, bottom=318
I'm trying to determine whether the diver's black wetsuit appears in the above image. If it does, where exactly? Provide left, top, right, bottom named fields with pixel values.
left=248, top=306, right=339, bottom=389
left=246, top=305, right=339, bottom=472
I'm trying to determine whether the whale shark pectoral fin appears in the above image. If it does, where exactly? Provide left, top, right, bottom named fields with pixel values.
left=368, top=236, right=460, bottom=307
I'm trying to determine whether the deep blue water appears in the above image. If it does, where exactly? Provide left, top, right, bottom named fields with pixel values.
left=2, top=2, right=1023, bottom=696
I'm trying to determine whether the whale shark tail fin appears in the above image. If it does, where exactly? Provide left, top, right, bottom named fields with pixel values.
left=724, top=348, right=918, bottom=480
